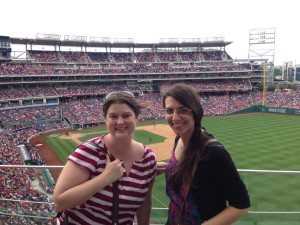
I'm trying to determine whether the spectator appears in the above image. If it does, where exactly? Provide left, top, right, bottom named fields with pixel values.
left=161, top=83, right=250, bottom=224
left=53, top=91, right=157, bottom=224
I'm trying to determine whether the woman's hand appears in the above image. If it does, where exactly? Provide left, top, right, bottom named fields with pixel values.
left=103, top=154, right=123, bottom=183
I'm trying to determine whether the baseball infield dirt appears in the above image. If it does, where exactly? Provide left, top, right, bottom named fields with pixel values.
left=32, top=124, right=175, bottom=181
left=59, top=124, right=175, bottom=161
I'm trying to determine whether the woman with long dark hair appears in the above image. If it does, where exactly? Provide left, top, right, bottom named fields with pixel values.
left=162, top=83, right=250, bottom=225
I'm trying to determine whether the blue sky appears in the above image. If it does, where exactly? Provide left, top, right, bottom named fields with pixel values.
left=2, top=0, right=299, bottom=66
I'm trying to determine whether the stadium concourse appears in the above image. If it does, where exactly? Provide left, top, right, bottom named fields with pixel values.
left=0, top=37, right=300, bottom=224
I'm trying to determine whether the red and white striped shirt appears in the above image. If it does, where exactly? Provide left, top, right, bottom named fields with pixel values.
left=65, top=136, right=157, bottom=225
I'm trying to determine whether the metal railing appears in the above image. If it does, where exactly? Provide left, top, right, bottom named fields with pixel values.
left=1, top=165, right=300, bottom=224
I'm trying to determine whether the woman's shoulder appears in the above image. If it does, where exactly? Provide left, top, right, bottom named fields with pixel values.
left=203, top=141, right=231, bottom=159
left=85, top=135, right=106, bottom=145
left=75, top=136, right=106, bottom=154
left=132, top=141, right=156, bottom=160
left=88, top=135, right=105, bottom=145
left=133, top=140, right=152, bottom=151
left=142, top=143, right=156, bottom=158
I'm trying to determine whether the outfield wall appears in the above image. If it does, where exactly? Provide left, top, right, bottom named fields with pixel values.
left=230, top=105, right=300, bottom=115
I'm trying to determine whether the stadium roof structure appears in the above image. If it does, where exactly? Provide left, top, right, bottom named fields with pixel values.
left=10, top=37, right=233, bottom=50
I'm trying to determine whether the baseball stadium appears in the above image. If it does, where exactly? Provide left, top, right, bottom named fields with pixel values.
left=0, top=31, right=300, bottom=224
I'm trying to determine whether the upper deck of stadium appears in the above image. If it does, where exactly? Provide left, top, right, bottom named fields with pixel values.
left=9, top=35, right=232, bottom=50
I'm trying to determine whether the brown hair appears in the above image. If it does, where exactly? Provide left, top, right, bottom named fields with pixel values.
left=162, top=83, right=210, bottom=193
left=102, top=93, right=145, bottom=118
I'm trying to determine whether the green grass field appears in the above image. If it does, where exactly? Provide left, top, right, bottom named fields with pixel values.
left=44, top=113, right=300, bottom=224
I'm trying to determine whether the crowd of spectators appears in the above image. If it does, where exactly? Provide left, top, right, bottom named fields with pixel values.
left=0, top=106, right=60, bottom=124
left=1, top=86, right=299, bottom=223
left=0, top=62, right=250, bottom=76
left=27, top=50, right=226, bottom=63
left=0, top=121, right=64, bottom=224
left=0, top=49, right=299, bottom=223
left=1, top=82, right=299, bottom=126
left=0, top=50, right=251, bottom=76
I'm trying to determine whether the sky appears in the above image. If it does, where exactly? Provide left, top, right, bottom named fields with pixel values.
left=2, top=0, right=299, bottom=66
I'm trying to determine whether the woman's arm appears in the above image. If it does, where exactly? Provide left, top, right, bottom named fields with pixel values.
left=54, top=155, right=123, bottom=212
left=136, top=180, right=155, bottom=225
left=201, top=206, right=249, bottom=225
left=156, top=161, right=167, bottom=176
left=202, top=145, right=250, bottom=224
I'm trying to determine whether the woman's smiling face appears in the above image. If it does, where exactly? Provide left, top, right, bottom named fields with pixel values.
left=105, top=103, right=137, bottom=138
left=164, top=96, right=195, bottom=138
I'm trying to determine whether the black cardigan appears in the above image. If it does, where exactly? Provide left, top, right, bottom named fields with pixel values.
left=190, top=142, right=250, bottom=220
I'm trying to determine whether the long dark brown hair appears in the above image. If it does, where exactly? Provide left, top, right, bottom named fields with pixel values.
left=162, top=83, right=210, bottom=194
